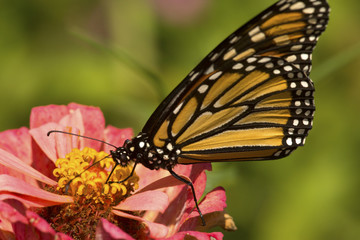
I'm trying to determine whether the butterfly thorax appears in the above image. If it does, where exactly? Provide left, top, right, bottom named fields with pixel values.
left=112, top=132, right=181, bottom=170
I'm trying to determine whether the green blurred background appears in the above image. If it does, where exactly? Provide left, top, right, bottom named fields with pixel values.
left=1, top=0, right=359, bottom=239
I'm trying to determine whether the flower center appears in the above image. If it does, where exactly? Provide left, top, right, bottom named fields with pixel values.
left=53, top=147, right=139, bottom=204
left=43, top=147, right=140, bottom=239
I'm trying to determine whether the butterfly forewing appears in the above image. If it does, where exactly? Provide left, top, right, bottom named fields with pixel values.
left=207, top=0, right=329, bottom=74
left=143, top=0, right=329, bottom=163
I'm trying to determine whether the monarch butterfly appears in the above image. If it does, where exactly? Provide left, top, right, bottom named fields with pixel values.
left=49, top=0, right=330, bottom=225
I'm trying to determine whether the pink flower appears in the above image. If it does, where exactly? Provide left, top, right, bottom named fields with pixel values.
left=148, top=0, right=209, bottom=25
left=0, top=103, right=236, bottom=239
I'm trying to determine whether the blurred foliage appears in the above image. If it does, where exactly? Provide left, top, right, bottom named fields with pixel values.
left=1, top=0, right=360, bottom=239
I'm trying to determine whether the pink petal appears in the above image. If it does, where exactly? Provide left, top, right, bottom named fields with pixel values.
left=0, top=175, right=72, bottom=207
left=160, top=164, right=211, bottom=202
left=137, top=175, right=188, bottom=193
left=114, top=190, right=168, bottom=213
left=0, top=148, right=56, bottom=186
left=96, top=218, right=135, bottom=240
left=180, top=187, right=227, bottom=231
left=1, top=199, right=74, bottom=240
left=68, top=103, right=105, bottom=151
left=0, top=193, right=56, bottom=209
left=149, top=0, right=209, bottom=25
left=0, top=199, right=50, bottom=239
left=0, top=127, right=32, bottom=166
left=167, top=164, right=212, bottom=184
left=51, top=127, right=82, bottom=160
left=31, top=140, right=58, bottom=181
left=112, top=210, right=169, bottom=239
left=30, top=103, right=106, bottom=156
left=136, top=166, right=170, bottom=190
left=0, top=127, right=38, bottom=186
left=189, top=164, right=211, bottom=197
left=30, top=123, right=82, bottom=161
left=194, top=187, right=226, bottom=215
left=136, top=163, right=211, bottom=193
left=30, top=104, right=69, bottom=129
left=25, top=210, right=57, bottom=235
left=163, top=231, right=223, bottom=240
left=103, top=126, right=133, bottom=153
left=172, top=164, right=211, bottom=224
left=58, top=109, right=85, bottom=149
left=58, top=108, right=84, bottom=133
left=0, top=200, right=27, bottom=235
left=142, top=164, right=210, bottom=231
left=30, top=122, right=61, bottom=162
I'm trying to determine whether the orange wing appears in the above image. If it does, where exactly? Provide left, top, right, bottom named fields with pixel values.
left=143, top=0, right=329, bottom=163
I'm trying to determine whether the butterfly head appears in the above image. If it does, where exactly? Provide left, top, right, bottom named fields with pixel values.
left=110, top=147, right=131, bottom=167
left=109, top=133, right=150, bottom=167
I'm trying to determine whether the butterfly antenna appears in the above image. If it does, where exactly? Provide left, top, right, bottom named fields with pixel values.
left=47, top=130, right=118, bottom=148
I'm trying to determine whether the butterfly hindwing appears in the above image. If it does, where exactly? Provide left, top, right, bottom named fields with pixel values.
left=151, top=56, right=314, bottom=162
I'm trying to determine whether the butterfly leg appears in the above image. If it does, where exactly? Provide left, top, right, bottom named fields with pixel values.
left=167, top=167, right=206, bottom=226
left=107, top=161, right=138, bottom=184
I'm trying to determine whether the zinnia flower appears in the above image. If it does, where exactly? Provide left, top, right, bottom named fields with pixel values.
left=149, top=0, right=209, bottom=25
left=0, top=103, right=236, bottom=239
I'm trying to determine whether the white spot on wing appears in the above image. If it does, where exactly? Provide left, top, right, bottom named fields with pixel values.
left=258, top=57, right=271, bottom=63
left=173, top=102, right=184, bottom=115
left=261, top=11, right=272, bottom=19
left=247, top=57, right=257, bottom=63
left=233, top=63, right=244, bottom=70
left=290, top=2, right=305, bottom=10
left=167, top=143, right=173, bottom=151
left=301, top=81, right=309, bottom=88
left=301, top=53, right=309, bottom=60
left=210, top=52, right=220, bottom=62
left=273, top=69, right=281, bottom=74
left=291, top=45, right=302, bottom=51
left=223, top=49, right=237, bottom=60
left=246, top=65, right=256, bottom=71
left=190, top=72, right=199, bottom=81
left=205, top=64, right=215, bottom=74
left=280, top=3, right=290, bottom=11
left=303, top=7, right=315, bottom=14
left=249, top=26, right=260, bottom=36
left=198, top=84, right=208, bottom=93
left=293, top=119, right=299, bottom=126
left=286, top=138, right=293, bottom=146
left=229, top=36, right=239, bottom=44
left=251, top=32, right=266, bottom=42
left=286, top=55, right=297, bottom=62
left=209, top=71, right=223, bottom=80
left=284, top=65, right=293, bottom=71
left=265, top=62, right=274, bottom=69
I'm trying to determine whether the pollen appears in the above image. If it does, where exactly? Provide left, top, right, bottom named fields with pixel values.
left=53, top=147, right=139, bottom=205
left=40, top=147, right=141, bottom=239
